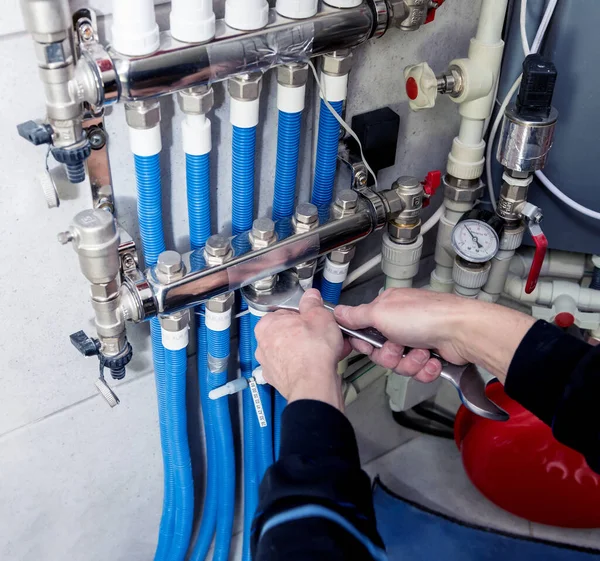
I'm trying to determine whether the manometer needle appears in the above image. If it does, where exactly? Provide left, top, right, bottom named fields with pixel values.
left=465, top=226, right=483, bottom=249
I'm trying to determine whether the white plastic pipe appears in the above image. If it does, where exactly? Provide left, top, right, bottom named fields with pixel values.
left=476, top=0, right=511, bottom=42
left=111, top=0, right=159, bottom=57
left=225, top=0, right=268, bottom=31
left=171, top=0, right=215, bottom=44
left=276, top=0, right=318, bottom=19
left=182, top=114, right=211, bottom=156
left=509, top=248, right=587, bottom=281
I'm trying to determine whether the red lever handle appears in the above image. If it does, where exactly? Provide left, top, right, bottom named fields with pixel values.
left=525, top=225, right=548, bottom=294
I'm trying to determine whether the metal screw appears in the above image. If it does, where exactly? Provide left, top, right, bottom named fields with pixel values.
left=57, top=231, right=74, bottom=245
left=354, top=169, right=368, bottom=188
left=78, top=21, right=94, bottom=43
left=252, top=218, right=276, bottom=241
left=157, top=250, right=183, bottom=276
left=205, top=234, right=232, bottom=257
left=88, top=127, right=107, bottom=150
left=122, top=254, right=136, bottom=270
left=335, top=190, right=358, bottom=210
left=295, top=203, right=318, bottom=225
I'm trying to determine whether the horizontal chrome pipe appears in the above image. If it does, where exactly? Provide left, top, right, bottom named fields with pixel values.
left=133, top=201, right=378, bottom=318
left=94, top=4, right=376, bottom=104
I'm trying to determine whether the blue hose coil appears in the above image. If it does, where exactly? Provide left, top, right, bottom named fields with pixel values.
left=273, top=110, right=302, bottom=222
left=232, top=126, right=257, bottom=236
left=311, top=100, right=343, bottom=224
left=134, top=154, right=166, bottom=266
left=320, top=276, right=344, bottom=305
left=186, top=153, right=211, bottom=250
left=164, top=345, right=194, bottom=561
left=250, top=311, right=274, bottom=480
left=206, top=323, right=235, bottom=561
left=591, top=268, right=600, bottom=290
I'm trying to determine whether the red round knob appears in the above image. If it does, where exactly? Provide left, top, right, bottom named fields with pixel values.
left=406, top=77, right=419, bottom=100
left=555, top=312, right=575, bottom=328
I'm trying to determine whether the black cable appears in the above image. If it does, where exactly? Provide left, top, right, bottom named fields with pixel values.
left=391, top=410, right=455, bottom=440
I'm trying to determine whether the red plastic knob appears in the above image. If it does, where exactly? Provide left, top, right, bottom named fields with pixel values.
left=425, top=0, right=446, bottom=24
left=422, top=170, right=441, bottom=207
left=555, top=312, right=575, bottom=328
left=406, top=77, right=419, bottom=100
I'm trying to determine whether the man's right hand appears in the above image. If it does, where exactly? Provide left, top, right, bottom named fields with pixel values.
left=334, top=288, right=536, bottom=384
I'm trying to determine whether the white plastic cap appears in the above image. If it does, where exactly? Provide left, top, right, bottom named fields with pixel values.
left=276, top=0, right=318, bottom=19
left=111, top=0, right=160, bottom=56
left=225, top=0, right=269, bottom=31
left=323, top=0, right=362, bottom=7
left=171, top=0, right=216, bottom=43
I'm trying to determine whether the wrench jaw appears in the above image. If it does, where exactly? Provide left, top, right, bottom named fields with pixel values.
left=241, top=271, right=304, bottom=313
left=441, top=363, right=510, bottom=422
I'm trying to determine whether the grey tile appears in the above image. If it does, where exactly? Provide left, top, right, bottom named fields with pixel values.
left=364, top=435, right=531, bottom=537
left=347, top=376, right=420, bottom=465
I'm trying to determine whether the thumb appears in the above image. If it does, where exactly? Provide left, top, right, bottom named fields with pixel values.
left=334, top=303, right=375, bottom=329
left=299, top=288, right=324, bottom=314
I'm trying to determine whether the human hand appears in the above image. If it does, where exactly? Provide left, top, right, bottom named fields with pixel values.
left=334, top=289, right=471, bottom=383
left=255, top=289, right=351, bottom=411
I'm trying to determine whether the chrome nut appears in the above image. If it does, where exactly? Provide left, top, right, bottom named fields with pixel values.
left=277, top=63, right=309, bottom=87
left=160, top=310, right=190, bottom=332
left=322, top=50, right=353, bottom=76
left=388, top=0, right=408, bottom=26
left=294, top=260, right=317, bottom=280
left=292, top=202, right=319, bottom=234
left=90, top=278, right=121, bottom=300
left=156, top=250, right=185, bottom=284
left=249, top=218, right=277, bottom=250
left=204, top=234, right=234, bottom=266
left=178, top=86, right=214, bottom=115
left=252, top=274, right=277, bottom=293
left=125, top=101, right=161, bottom=130
left=381, top=189, right=404, bottom=218
left=228, top=72, right=263, bottom=101
left=206, top=291, right=235, bottom=313
left=388, top=221, right=422, bottom=243
left=329, top=245, right=356, bottom=265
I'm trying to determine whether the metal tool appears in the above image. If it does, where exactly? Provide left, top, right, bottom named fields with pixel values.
left=242, top=274, right=509, bottom=422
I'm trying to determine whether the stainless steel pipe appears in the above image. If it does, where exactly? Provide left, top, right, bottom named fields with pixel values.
left=94, top=4, right=376, bottom=104
left=133, top=202, right=377, bottom=318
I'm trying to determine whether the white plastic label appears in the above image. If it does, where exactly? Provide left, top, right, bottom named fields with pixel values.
left=205, top=309, right=232, bottom=332
left=248, top=378, right=267, bottom=428
left=323, top=260, right=350, bottom=283
left=161, top=327, right=189, bottom=351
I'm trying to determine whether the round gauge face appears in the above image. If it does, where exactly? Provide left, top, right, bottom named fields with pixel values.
left=451, top=219, right=500, bottom=263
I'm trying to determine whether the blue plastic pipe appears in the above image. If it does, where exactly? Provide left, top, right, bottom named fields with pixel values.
left=206, top=322, right=236, bottom=561
left=133, top=153, right=174, bottom=561
left=164, top=345, right=194, bottom=561
left=320, top=271, right=345, bottom=305
left=311, top=99, right=343, bottom=223
left=232, top=126, right=257, bottom=235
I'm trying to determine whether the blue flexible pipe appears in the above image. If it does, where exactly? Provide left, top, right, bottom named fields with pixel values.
left=187, top=150, right=219, bottom=561
left=164, top=345, right=194, bottom=561
left=320, top=275, right=344, bottom=306
left=311, top=99, right=343, bottom=223
left=133, top=153, right=173, bottom=561
left=274, top=392, right=286, bottom=459
left=206, top=324, right=236, bottom=561
left=232, top=126, right=257, bottom=235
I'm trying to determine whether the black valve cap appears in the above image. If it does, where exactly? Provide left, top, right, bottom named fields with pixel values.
left=516, top=54, right=557, bottom=119
left=102, top=342, right=133, bottom=381
left=17, top=120, right=53, bottom=146
left=70, top=330, right=101, bottom=357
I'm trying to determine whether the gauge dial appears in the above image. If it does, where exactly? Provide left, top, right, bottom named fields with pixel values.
left=451, top=219, right=500, bottom=263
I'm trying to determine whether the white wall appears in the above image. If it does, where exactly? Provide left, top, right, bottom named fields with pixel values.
left=0, top=1, right=479, bottom=559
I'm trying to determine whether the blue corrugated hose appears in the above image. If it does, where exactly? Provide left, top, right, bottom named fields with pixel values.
left=320, top=272, right=344, bottom=306
left=206, top=324, right=236, bottom=561
left=164, top=345, right=194, bottom=561
left=273, top=110, right=302, bottom=222
left=311, top=99, right=343, bottom=223
left=133, top=153, right=174, bottom=561
left=232, top=126, right=257, bottom=235
left=186, top=153, right=212, bottom=250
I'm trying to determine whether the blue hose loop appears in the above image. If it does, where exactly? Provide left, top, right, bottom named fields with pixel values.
left=320, top=277, right=344, bottom=305
left=232, top=126, right=257, bottom=236
left=206, top=313, right=235, bottom=561
left=273, top=110, right=302, bottom=222
left=133, top=154, right=166, bottom=267
left=311, top=99, right=343, bottom=224
left=186, top=153, right=211, bottom=250
left=591, top=268, right=600, bottom=290
left=163, top=344, right=195, bottom=561
left=250, top=309, right=274, bottom=479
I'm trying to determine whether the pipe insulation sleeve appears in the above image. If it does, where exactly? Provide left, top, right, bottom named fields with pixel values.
left=188, top=310, right=218, bottom=561
left=183, top=114, right=212, bottom=156
left=230, top=97, right=260, bottom=128
left=320, top=72, right=349, bottom=103
left=111, top=0, right=159, bottom=56
left=225, top=0, right=268, bottom=31
left=277, top=83, right=306, bottom=113
left=206, top=309, right=235, bottom=561
left=231, top=125, right=258, bottom=235
left=321, top=259, right=350, bottom=305
left=276, top=0, right=318, bottom=18
left=170, top=0, right=215, bottom=43
left=250, top=308, right=274, bottom=479
left=163, top=342, right=195, bottom=561
left=129, top=125, right=162, bottom=157
left=311, top=99, right=344, bottom=223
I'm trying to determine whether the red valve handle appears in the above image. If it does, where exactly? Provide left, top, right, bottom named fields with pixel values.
left=425, top=0, right=446, bottom=24
left=525, top=226, right=548, bottom=294
left=422, top=170, right=441, bottom=208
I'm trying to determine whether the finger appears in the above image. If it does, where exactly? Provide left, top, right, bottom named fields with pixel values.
left=349, top=337, right=374, bottom=356
left=394, top=349, right=431, bottom=377
left=340, top=338, right=352, bottom=360
left=413, top=357, right=443, bottom=383
left=334, top=303, right=375, bottom=330
left=367, top=342, right=405, bottom=370
left=299, top=289, right=324, bottom=314
left=255, top=309, right=295, bottom=338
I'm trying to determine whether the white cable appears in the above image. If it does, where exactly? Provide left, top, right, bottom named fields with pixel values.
left=519, top=0, right=530, bottom=56
left=535, top=171, right=600, bottom=220
left=307, top=60, right=378, bottom=189
left=343, top=203, right=445, bottom=288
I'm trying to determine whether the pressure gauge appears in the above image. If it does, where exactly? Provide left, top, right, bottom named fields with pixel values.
left=451, top=209, right=504, bottom=264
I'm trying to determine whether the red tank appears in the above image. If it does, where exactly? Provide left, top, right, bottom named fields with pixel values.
left=454, top=382, right=600, bottom=528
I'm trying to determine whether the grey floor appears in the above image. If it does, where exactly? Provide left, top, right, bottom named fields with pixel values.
left=347, top=376, right=600, bottom=551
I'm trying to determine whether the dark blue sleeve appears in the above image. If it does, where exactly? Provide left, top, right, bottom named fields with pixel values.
left=505, top=320, right=600, bottom=473
left=251, top=399, right=385, bottom=561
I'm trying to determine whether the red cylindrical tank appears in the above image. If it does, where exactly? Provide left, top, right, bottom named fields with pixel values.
left=454, top=382, right=600, bottom=528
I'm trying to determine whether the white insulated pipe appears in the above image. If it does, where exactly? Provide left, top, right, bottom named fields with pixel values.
left=225, top=0, right=268, bottom=31
left=171, top=0, right=215, bottom=44
left=111, top=0, right=159, bottom=57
